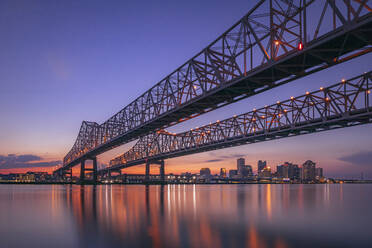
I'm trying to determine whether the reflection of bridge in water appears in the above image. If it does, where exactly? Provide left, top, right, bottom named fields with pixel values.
left=58, top=184, right=370, bottom=248
left=54, top=0, right=372, bottom=183
left=61, top=185, right=289, bottom=247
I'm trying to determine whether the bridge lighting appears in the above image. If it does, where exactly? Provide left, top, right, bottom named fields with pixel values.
left=284, top=109, right=288, bottom=112
left=306, top=91, right=310, bottom=95
left=367, top=90, right=370, bottom=94
left=298, top=42, right=303, bottom=50
left=217, top=120, right=220, bottom=123
left=261, top=116, right=266, bottom=119
left=342, top=79, right=346, bottom=83
left=325, top=97, right=330, bottom=101
left=274, top=40, right=280, bottom=46
left=290, top=96, right=294, bottom=100
left=193, top=85, right=197, bottom=89
left=253, top=108, right=256, bottom=111
left=277, top=101, right=280, bottom=104
left=320, top=87, right=324, bottom=91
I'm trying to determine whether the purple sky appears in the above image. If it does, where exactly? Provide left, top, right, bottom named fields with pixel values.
left=0, top=0, right=371, bottom=178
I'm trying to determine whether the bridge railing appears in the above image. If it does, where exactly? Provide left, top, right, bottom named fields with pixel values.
left=64, top=0, right=372, bottom=166
left=109, top=71, right=372, bottom=168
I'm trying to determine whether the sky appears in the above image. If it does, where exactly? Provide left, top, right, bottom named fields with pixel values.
left=0, top=0, right=371, bottom=178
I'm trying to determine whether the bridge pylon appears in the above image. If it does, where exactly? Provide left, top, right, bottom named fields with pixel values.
left=63, top=168, right=73, bottom=183
left=145, top=159, right=165, bottom=184
left=79, top=157, right=98, bottom=184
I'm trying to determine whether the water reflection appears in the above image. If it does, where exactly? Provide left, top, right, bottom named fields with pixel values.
left=1, top=184, right=372, bottom=248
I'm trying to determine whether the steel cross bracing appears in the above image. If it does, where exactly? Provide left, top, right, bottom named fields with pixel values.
left=105, top=71, right=372, bottom=172
left=57, top=0, right=372, bottom=174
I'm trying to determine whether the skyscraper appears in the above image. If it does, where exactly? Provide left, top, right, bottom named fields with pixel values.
left=315, top=167, right=323, bottom=178
left=258, top=160, right=267, bottom=173
left=302, top=160, right=316, bottom=182
left=237, top=158, right=245, bottom=175
left=277, top=162, right=300, bottom=179
left=229, top=169, right=238, bottom=178
left=200, top=168, right=211, bottom=178
left=220, top=168, right=227, bottom=178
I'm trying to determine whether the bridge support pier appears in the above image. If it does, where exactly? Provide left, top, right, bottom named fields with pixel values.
left=63, top=168, right=73, bottom=183
left=80, top=160, right=85, bottom=182
left=79, top=157, right=98, bottom=184
left=145, top=159, right=166, bottom=184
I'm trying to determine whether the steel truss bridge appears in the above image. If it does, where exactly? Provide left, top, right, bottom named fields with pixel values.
left=105, top=71, right=372, bottom=175
left=54, top=0, right=372, bottom=182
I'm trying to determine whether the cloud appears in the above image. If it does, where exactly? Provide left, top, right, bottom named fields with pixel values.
left=338, top=151, right=372, bottom=167
left=205, top=159, right=223, bottom=163
left=204, top=153, right=246, bottom=163
left=0, top=154, right=62, bottom=169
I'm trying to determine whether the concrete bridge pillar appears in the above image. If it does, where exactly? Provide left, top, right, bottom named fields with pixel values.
left=80, top=160, right=85, bottom=182
left=63, top=168, right=73, bottom=183
left=145, top=161, right=150, bottom=182
left=79, top=157, right=98, bottom=184
left=160, top=160, right=165, bottom=183
left=145, top=159, right=165, bottom=184
left=92, top=157, right=97, bottom=183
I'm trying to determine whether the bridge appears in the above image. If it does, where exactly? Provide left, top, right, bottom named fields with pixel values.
left=103, top=71, right=371, bottom=180
left=54, top=0, right=372, bottom=183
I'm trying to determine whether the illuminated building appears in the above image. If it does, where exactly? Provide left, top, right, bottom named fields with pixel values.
left=258, top=160, right=267, bottom=173
left=200, top=168, right=211, bottom=178
left=229, top=170, right=238, bottom=178
left=220, top=168, right=227, bottom=178
left=258, top=167, right=272, bottom=178
left=316, top=167, right=323, bottom=179
left=302, top=160, right=316, bottom=182
left=276, top=162, right=300, bottom=179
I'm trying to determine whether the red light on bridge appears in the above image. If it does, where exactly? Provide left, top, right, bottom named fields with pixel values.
left=298, top=42, right=303, bottom=51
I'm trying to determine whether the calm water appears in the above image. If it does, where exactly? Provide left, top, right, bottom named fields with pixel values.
left=0, top=184, right=371, bottom=248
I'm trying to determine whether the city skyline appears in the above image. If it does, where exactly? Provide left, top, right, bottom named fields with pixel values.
left=1, top=0, right=372, bottom=178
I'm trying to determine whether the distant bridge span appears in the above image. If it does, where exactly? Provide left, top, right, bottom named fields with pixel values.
left=102, top=71, right=372, bottom=174
left=55, top=0, right=372, bottom=178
